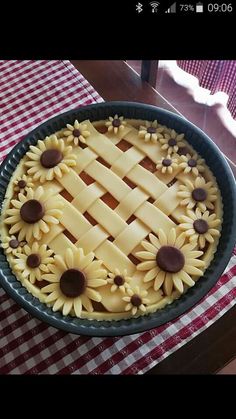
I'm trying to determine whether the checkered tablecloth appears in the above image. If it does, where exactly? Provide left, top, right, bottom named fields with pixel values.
left=0, top=60, right=235, bottom=374
left=177, top=60, right=236, bottom=119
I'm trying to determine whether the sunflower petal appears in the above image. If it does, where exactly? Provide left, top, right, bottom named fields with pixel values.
left=154, top=271, right=165, bottom=291
left=179, top=270, right=195, bottom=287
left=54, top=255, right=67, bottom=271
left=144, top=267, right=160, bottom=282
left=81, top=295, right=94, bottom=312
left=41, top=283, right=58, bottom=293
left=185, top=258, right=205, bottom=267
left=87, top=269, right=107, bottom=280
left=184, top=265, right=204, bottom=276
left=74, top=297, right=82, bottom=317
left=204, top=233, right=215, bottom=243
left=167, top=228, right=176, bottom=246
left=84, top=260, right=102, bottom=274
left=208, top=228, right=220, bottom=236
left=175, top=233, right=186, bottom=248
left=87, top=279, right=107, bottom=287
left=163, top=273, right=173, bottom=296
left=79, top=252, right=94, bottom=270
left=188, top=250, right=203, bottom=258
left=52, top=297, right=65, bottom=312
left=86, top=288, right=102, bottom=302
left=65, top=248, right=74, bottom=269
left=42, top=273, right=59, bottom=282
left=158, top=229, right=167, bottom=246
left=199, top=235, right=206, bottom=248
left=149, top=234, right=161, bottom=249
left=62, top=300, right=73, bottom=316
left=135, top=251, right=156, bottom=260
left=172, top=275, right=184, bottom=294
left=137, top=260, right=157, bottom=271
left=45, top=290, right=60, bottom=303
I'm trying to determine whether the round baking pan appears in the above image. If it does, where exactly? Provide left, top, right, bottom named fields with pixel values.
left=0, top=101, right=235, bottom=336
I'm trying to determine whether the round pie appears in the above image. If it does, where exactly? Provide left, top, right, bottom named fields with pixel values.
left=0, top=115, right=222, bottom=320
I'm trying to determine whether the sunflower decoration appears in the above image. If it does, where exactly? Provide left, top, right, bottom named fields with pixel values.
left=1, top=235, right=25, bottom=256
left=63, top=120, right=91, bottom=146
left=13, top=174, right=34, bottom=193
left=41, top=248, right=107, bottom=317
left=4, top=186, right=63, bottom=242
left=25, top=135, right=77, bottom=183
left=156, top=155, right=179, bottom=174
left=138, top=120, right=164, bottom=143
left=159, top=130, right=185, bottom=155
left=179, top=153, right=205, bottom=177
left=107, top=268, right=131, bottom=294
left=13, top=242, right=54, bottom=284
left=136, top=228, right=205, bottom=296
left=105, top=115, right=127, bottom=135
left=179, top=208, right=221, bottom=249
left=122, top=286, right=149, bottom=316
left=177, top=177, right=218, bottom=212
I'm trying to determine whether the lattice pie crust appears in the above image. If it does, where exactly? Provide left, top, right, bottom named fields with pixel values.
left=0, top=116, right=222, bottom=320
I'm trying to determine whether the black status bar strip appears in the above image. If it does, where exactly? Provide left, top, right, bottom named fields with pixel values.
left=134, top=2, right=235, bottom=15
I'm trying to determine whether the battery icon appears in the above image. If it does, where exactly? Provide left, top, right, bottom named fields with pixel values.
left=196, top=2, right=203, bottom=12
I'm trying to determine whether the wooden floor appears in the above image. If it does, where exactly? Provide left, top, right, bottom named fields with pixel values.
left=218, top=357, right=236, bottom=374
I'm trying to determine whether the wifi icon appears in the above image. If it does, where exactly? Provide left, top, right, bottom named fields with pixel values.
left=150, top=1, right=160, bottom=13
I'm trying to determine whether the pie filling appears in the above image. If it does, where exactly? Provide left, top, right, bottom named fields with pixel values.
left=0, top=116, right=222, bottom=320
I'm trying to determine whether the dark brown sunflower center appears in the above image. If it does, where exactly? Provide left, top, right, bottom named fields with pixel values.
left=20, top=199, right=45, bottom=224
left=27, top=253, right=41, bottom=268
left=188, top=158, right=197, bottom=167
left=73, top=129, right=81, bottom=138
left=112, top=118, right=121, bottom=127
left=193, top=219, right=209, bottom=234
left=192, top=188, right=207, bottom=202
left=18, top=180, right=27, bottom=188
left=156, top=246, right=185, bottom=273
left=9, top=239, right=19, bottom=249
left=168, top=138, right=177, bottom=147
left=147, top=127, right=156, bottom=134
left=177, top=146, right=190, bottom=156
left=60, top=269, right=86, bottom=298
left=162, top=158, right=172, bottom=167
left=40, top=149, right=63, bottom=168
left=114, top=275, right=124, bottom=286
left=131, top=294, right=142, bottom=307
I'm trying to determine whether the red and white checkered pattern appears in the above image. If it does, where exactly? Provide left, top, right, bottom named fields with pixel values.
left=0, top=60, right=235, bottom=374
left=177, top=60, right=236, bottom=119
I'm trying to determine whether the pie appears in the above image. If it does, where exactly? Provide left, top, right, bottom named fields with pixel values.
left=0, top=115, right=222, bottom=320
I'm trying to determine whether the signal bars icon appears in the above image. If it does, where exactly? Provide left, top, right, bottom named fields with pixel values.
left=165, top=2, right=176, bottom=13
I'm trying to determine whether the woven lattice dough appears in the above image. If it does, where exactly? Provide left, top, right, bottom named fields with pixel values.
left=0, top=116, right=223, bottom=321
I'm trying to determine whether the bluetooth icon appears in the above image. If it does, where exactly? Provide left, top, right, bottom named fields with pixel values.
left=136, top=2, right=143, bottom=13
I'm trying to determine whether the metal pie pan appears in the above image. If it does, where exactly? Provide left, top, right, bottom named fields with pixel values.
left=0, top=101, right=235, bottom=336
